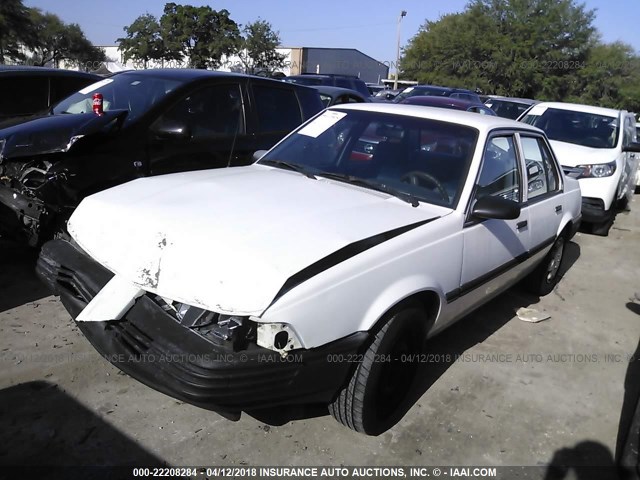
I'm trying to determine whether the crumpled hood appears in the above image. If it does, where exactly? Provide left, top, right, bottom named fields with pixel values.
left=550, top=140, right=619, bottom=168
left=0, top=110, right=127, bottom=160
left=68, top=165, right=448, bottom=316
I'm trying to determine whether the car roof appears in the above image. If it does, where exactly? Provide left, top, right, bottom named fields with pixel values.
left=330, top=103, right=544, bottom=135
left=532, top=101, right=623, bottom=118
left=0, top=66, right=100, bottom=78
left=311, top=85, right=365, bottom=97
left=412, top=85, right=475, bottom=94
left=113, top=68, right=256, bottom=80
left=403, top=95, right=484, bottom=108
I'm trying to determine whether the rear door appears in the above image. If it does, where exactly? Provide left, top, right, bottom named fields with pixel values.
left=147, top=80, right=254, bottom=175
left=248, top=81, right=306, bottom=151
left=517, top=134, right=563, bottom=254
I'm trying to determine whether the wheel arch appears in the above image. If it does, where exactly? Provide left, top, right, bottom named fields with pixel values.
left=358, top=276, right=443, bottom=336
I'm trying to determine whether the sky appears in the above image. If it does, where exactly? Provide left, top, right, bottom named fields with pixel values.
left=24, top=0, right=640, bottom=66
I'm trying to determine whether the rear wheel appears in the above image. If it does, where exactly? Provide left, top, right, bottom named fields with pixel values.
left=525, top=235, right=566, bottom=296
left=329, top=304, right=427, bottom=435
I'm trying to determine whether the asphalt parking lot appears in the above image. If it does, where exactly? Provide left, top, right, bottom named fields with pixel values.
left=1, top=196, right=639, bottom=477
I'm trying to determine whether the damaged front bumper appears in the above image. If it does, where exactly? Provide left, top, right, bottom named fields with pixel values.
left=37, top=239, right=367, bottom=412
left=0, top=182, right=48, bottom=245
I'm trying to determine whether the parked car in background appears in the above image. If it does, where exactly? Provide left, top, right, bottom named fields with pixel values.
left=38, top=104, right=581, bottom=436
left=636, top=122, right=640, bottom=190
left=283, top=74, right=371, bottom=98
left=401, top=95, right=496, bottom=115
left=484, top=96, right=538, bottom=120
left=520, top=102, right=640, bottom=235
left=373, top=88, right=403, bottom=102
left=0, top=66, right=101, bottom=125
left=312, top=85, right=370, bottom=107
left=0, top=69, right=323, bottom=246
left=366, top=84, right=387, bottom=96
left=391, top=85, right=482, bottom=104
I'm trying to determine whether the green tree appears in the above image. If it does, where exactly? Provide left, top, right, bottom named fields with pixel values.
left=0, top=0, right=35, bottom=63
left=159, top=2, right=241, bottom=69
left=28, top=9, right=105, bottom=69
left=118, top=14, right=167, bottom=69
left=238, top=19, right=286, bottom=75
left=400, top=0, right=598, bottom=98
left=568, top=42, right=640, bottom=112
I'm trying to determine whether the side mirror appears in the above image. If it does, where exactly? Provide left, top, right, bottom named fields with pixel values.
left=472, top=196, right=521, bottom=220
left=623, top=142, right=640, bottom=153
left=152, top=120, right=190, bottom=140
left=385, top=93, right=395, bottom=100
left=253, top=150, right=268, bottom=162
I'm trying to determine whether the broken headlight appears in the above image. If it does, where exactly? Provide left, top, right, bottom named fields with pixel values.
left=156, top=297, right=256, bottom=351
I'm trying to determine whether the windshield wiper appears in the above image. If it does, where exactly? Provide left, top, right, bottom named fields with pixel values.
left=318, top=172, right=420, bottom=207
left=259, top=159, right=317, bottom=179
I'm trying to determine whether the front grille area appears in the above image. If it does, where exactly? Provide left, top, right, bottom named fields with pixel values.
left=38, top=238, right=366, bottom=411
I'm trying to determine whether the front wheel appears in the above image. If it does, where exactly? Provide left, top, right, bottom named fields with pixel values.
left=525, top=235, right=566, bottom=296
left=329, top=304, right=427, bottom=435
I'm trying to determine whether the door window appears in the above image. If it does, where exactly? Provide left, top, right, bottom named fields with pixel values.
left=476, top=136, right=521, bottom=203
left=0, top=77, right=49, bottom=115
left=253, top=85, right=301, bottom=134
left=156, top=83, right=244, bottom=139
left=520, top=136, right=560, bottom=200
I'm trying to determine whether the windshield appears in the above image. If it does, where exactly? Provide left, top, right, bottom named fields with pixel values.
left=521, top=107, right=619, bottom=149
left=53, top=74, right=185, bottom=124
left=258, top=109, right=478, bottom=208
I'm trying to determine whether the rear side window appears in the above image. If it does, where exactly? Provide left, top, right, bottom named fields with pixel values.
left=253, top=85, right=302, bottom=133
left=335, top=78, right=351, bottom=89
left=520, top=136, right=560, bottom=200
left=0, top=76, right=49, bottom=115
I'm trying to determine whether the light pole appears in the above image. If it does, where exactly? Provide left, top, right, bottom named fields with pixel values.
left=394, top=10, right=407, bottom=90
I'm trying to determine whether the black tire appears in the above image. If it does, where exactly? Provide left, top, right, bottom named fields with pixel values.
left=525, top=235, right=566, bottom=296
left=329, top=304, right=427, bottom=435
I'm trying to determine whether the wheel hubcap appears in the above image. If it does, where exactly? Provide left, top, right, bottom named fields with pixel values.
left=545, top=242, right=564, bottom=283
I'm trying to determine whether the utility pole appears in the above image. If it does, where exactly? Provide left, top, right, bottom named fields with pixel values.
left=394, top=10, right=407, bottom=90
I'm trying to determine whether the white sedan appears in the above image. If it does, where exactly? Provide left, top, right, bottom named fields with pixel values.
left=37, top=104, right=582, bottom=435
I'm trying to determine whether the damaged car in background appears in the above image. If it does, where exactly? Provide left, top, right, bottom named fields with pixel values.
left=0, top=69, right=323, bottom=246
left=38, top=104, right=582, bottom=435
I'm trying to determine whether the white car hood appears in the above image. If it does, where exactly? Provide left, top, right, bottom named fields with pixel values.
left=549, top=140, right=618, bottom=167
left=68, top=165, right=449, bottom=316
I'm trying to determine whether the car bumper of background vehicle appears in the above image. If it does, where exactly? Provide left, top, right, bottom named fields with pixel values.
left=581, top=197, right=611, bottom=223
left=36, top=239, right=368, bottom=412
left=0, top=183, right=45, bottom=244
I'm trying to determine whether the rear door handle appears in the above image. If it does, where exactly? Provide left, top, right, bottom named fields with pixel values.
left=555, top=205, right=562, bottom=213
left=516, top=220, right=528, bottom=230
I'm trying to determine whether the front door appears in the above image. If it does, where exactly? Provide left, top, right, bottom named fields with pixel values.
left=455, top=134, right=530, bottom=318
left=147, top=82, right=254, bottom=176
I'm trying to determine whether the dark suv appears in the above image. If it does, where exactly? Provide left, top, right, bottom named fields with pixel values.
left=283, top=74, right=371, bottom=98
left=0, top=66, right=101, bottom=124
left=0, top=69, right=323, bottom=245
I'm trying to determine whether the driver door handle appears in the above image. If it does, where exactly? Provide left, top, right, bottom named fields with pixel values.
left=516, top=220, right=528, bottom=231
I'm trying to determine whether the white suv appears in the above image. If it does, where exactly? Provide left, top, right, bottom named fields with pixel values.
left=520, top=102, right=640, bottom=235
